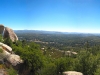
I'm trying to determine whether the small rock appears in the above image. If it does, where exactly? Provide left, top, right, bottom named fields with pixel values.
left=63, top=71, right=83, bottom=75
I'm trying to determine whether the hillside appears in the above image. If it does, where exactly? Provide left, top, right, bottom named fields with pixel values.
left=1, top=30, right=100, bottom=75
left=14, top=30, right=100, bottom=75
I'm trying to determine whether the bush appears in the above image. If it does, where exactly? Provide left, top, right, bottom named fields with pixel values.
left=0, top=48, right=3, bottom=53
left=7, top=67, right=17, bottom=75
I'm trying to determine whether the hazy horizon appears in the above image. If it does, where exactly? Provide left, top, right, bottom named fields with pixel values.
left=14, top=29, right=100, bottom=34
left=0, top=0, right=100, bottom=33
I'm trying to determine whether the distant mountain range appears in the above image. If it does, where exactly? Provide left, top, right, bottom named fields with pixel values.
left=14, top=30, right=100, bottom=36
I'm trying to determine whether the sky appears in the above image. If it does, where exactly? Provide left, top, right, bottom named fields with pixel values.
left=0, top=0, right=100, bottom=33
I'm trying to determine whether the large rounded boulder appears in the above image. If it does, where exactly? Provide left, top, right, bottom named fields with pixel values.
left=3, top=27, right=18, bottom=42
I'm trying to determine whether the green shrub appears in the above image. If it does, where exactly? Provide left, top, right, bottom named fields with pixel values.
left=0, top=48, right=3, bottom=53
left=7, top=67, right=17, bottom=75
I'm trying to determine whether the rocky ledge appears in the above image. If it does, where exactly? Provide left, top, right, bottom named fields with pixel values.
left=0, top=25, right=18, bottom=42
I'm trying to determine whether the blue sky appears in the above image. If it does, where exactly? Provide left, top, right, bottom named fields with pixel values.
left=0, top=0, right=100, bottom=33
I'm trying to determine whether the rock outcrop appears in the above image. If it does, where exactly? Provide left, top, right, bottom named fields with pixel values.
left=64, top=51, right=77, bottom=56
left=3, top=27, right=18, bottom=42
left=7, top=54, right=23, bottom=66
left=0, top=25, right=4, bottom=34
left=0, top=42, right=23, bottom=66
left=0, top=25, right=18, bottom=42
left=63, top=71, right=83, bottom=75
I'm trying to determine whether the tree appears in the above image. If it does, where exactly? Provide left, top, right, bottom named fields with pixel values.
left=3, top=38, right=13, bottom=46
left=12, top=41, right=44, bottom=75
left=74, top=51, right=100, bottom=75
left=55, top=57, right=74, bottom=75
left=41, top=62, right=56, bottom=75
